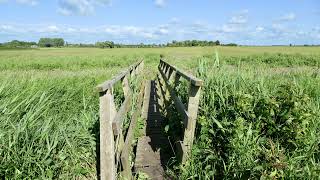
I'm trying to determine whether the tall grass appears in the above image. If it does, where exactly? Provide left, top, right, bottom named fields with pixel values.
left=0, top=76, right=99, bottom=179
left=171, top=55, right=320, bottom=179
left=0, top=47, right=320, bottom=179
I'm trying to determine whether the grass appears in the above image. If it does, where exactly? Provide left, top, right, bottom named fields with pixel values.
left=0, top=46, right=319, bottom=179
left=166, top=51, right=320, bottom=179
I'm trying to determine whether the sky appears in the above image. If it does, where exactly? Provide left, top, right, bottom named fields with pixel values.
left=0, top=0, right=319, bottom=45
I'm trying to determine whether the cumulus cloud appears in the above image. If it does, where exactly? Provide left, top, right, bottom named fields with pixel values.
left=0, top=12, right=318, bottom=45
left=229, top=9, right=249, bottom=24
left=155, top=0, right=165, bottom=8
left=256, top=26, right=264, bottom=32
left=57, top=0, right=111, bottom=16
left=0, top=25, right=13, bottom=30
left=0, top=0, right=38, bottom=5
left=278, top=13, right=296, bottom=21
left=16, top=0, right=38, bottom=5
left=220, top=10, right=249, bottom=33
left=169, top=17, right=180, bottom=24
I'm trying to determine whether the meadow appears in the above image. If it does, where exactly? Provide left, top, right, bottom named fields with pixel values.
left=0, top=46, right=319, bottom=179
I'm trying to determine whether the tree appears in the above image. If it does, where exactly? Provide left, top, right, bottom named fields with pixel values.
left=38, top=38, right=65, bottom=47
left=95, top=41, right=115, bottom=48
left=215, top=40, right=220, bottom=45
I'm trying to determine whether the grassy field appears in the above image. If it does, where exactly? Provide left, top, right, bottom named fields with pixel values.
left=0, top=46, right=320, bottom=179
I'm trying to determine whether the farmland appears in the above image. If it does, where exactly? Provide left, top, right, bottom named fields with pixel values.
left=0, top=46, right=320, bottom=179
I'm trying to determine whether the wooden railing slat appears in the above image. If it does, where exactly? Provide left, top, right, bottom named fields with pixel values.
left=160, top=59, right=203, bottom=86
left=96, top=61, right=143, bottom=92
left=121, top=80, right=146, bottom=179
left=158, top=66, right=189, bottom=122
left=158, top=59, right=202, bottom=163
left=112, top=95, right=132, bottom=136
left=97, top=60, right=143, bottom=180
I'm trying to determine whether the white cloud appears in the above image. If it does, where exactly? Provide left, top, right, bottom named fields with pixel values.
left=155, top=0, right=165, bottom=8
left=0, top=25, right=13, bottom=30
left=229, top=9, right=249, bottom=24
left=0, top=14, right=318, bottom=45
left=46, top=25, right=59, bottom=32
left=219, top=10, right=249, bottom=33
left=157, top=28, right=169, bottom=35
left=57, top=0, right=112, bottom=16
left=0, top=0, right=38, bottom=5
left=278, top=13, right=296, bottom=21
left=256, top=26, right=264, bottom=32
left=169, top=17, right=180, bottom=24
left=58, top=0, right=94, bottom=16
left=221, top=24, right=243, bottom=33
left=16, top=0, right=38, bottom=6
left=229, top=16, right=247, bottom=24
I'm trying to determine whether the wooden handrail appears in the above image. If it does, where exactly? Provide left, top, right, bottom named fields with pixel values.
left=97, top=60, right=144, bottom=180
left=157, top=59, right=202, bottom=163
left=160, top=59, right=203, bottom=86
left=96, top=60, right=143, bottom=92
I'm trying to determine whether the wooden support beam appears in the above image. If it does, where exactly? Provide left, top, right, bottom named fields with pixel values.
left=122, top=75, right=130, bottom=97
left=99, top=90, right=116, bottom=180
left=112, top=96, right=132, bottom=136
left=182, top=84, right=201, bottom=163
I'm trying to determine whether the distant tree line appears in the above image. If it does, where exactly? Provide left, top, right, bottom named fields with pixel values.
left=167, top=40, right=220, bottom=47
left=92, top=40, right=225, bottom=48
left=0, top=38, right=244, bottom=49
left=0, top=40, right=37, bottom=49
left=222, top=43, right=238, bottom=46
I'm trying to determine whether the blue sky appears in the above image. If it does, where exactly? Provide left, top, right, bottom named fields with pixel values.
left=0, top=0, right=319, bottom=45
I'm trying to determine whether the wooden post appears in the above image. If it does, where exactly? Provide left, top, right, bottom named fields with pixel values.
left=100, top=90, right=117, bottom=180
left=122, top=75, right=130, bottom=97
left=173, top=73, right=181, bottom=90
left=182, top=84, right=201, bottom=163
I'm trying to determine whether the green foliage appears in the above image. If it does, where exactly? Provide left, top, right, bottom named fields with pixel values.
left=171, top=58, right=320, bottom=179
left=167, top=40, right=220, bottom=47
left=222, top=43, right=238, bottom=46
left=38, top=38, right=65, bottom=47
left=95, top=41, right=115, bottom=48
left=0, top=47, right=320, bottom=179
left=223, top=53, right=320, bottom=67
left=0, top=77, right=99, bottom=179
left=0, top=40, right=37, bottom=49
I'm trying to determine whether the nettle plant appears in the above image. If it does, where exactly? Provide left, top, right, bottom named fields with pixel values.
left=253, top=84, right=312, bottom=149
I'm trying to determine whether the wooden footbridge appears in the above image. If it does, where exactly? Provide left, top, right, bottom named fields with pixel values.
left=96, top=59, right=202, bottom=180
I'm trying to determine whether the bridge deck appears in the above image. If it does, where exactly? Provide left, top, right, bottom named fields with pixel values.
left=134, top=80, right=172, bottom=179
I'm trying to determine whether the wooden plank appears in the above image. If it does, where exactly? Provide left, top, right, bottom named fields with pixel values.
left=175, top=141, right=186, bottom=163
left=112, top=96, right=132, bottom=136
left=121, top=81, right=145, bottom=179
left=134, top=80, right=172, bottom=179
left=96, top=60, right=142, bottom=92
left=115, top=131, right=125, bottom=169
left=158, top=66, right=189, bottom=121
left=122, top=74, right=130, bottom=97
left=142, top=81, right=151, bottom=120
left=160, top=59, right=203, bottom=86
left=182, top=84, right=201, bottom=163
left=99, top=90, right=116, bottom=180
